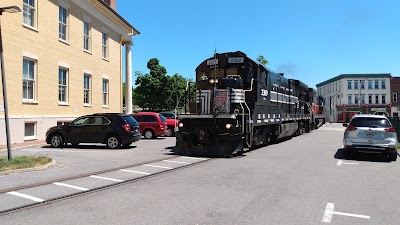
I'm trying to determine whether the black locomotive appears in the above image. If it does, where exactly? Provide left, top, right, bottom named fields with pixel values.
left=175, top=51, right=325, bottom=156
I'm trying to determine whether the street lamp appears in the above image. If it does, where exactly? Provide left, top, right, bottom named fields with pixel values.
left=0, top=6, right=21, bottom=160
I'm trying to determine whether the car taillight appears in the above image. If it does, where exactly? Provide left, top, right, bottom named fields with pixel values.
left=122, top=124, right=131, bottom=132
left=346, top=125, right=357, bottom=131
left=385, top=127, right=396, bottom=132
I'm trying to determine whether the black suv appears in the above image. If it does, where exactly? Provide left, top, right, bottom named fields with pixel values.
left=46, top=113, right=140, bottom=149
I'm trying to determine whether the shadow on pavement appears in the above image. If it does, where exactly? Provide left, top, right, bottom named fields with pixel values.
left=334, top=148, right=394, bottom=163
left=41, top=144, right=138, bottom=150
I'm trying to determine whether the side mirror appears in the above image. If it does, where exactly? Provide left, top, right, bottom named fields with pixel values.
left=342, top=123, right=348, bottom=127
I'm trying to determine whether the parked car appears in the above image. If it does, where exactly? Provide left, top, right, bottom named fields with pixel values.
left=160, top=112, right=180, bottom=137
left=131, top=112, right=167, bottom=139
left=46, top=113, right=140, bottom=149
left=343, top=114, right=398, bottom=161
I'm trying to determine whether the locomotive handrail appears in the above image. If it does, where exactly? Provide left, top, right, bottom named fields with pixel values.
left=242, top=78, right=255, bottom=148
left=231, top=88, right=251, bottom=148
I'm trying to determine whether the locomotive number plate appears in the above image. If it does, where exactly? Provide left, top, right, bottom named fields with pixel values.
left=228, top=57, right=244, bottom=63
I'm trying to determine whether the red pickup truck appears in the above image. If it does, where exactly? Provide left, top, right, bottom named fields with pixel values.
left=160, top=112, right=179, bottom=137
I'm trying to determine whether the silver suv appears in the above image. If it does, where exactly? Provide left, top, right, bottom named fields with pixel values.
left=343, top=114, right=398, bottom=161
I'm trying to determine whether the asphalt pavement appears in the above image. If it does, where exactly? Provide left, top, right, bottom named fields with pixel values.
left=0, top=123, right=399, bottom=225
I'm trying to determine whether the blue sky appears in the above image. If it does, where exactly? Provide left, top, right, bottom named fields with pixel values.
left=117, top=0, right=400, bottom=88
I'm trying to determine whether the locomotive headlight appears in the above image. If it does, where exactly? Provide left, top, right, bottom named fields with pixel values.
left=178, top=122, right=184, bottom=128
left=225, top=124, right=232, bottom=129
left=209, top=79, right=219, bottom=84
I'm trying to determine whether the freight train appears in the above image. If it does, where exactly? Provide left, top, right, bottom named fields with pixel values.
left=175, top=51, right=325, bottom=157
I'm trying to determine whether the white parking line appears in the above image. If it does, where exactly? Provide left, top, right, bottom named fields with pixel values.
left=179, top=156, right=208, bottom=160
left=120, top=169, right=151, bottom=175
left=89, top=175, right=123, bottom=182
left=7, top=191, right=44, bottom=203
left=163, top=160, right=191, bottom=165
left=143, top=164, right=172, bottom=169
left=337, top=160, right=359, bottom=166
left=53, top=182, right=89, bottom=191
left=322, top=202, right=370, bottom=223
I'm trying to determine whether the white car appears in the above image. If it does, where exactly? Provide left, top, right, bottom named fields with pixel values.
left=343, top=114, right=398, bottom=161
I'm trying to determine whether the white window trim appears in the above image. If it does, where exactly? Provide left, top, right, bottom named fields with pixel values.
left=102, top=32, right=109, bottom=60
left=102, top=78, right=109, bottom=107
left=22, top=57, right=37, bottom=103
left=24, top=122, right=37, bottom=141
left=84, top=73, right=92, bottom=106
left=23, top=0, right=37, bottom=29
left=83, top=20, right=92, bottom=53
left=393, top=93, right=398, bottom=103
left=58, top=5, right=69, bottom=43
left=58, top=67, right=69, bottom=104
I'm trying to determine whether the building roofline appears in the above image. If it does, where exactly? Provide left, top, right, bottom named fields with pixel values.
left=316, top=73, right=392, bottom=87
left=98, top=0, right=140, bottom=35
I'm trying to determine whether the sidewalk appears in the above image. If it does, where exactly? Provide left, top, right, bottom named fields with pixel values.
left=0, top=140, right=47, bottom=152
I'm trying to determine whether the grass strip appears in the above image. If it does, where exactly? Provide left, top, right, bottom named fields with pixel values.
left=0, top=156, right=52, bottom=172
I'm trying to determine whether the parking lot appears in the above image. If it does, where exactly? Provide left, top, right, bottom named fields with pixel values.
left=0, top=123, right=399, bottom=224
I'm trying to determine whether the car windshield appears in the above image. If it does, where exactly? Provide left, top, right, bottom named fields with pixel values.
left=159, top=114, right=167, bottom=122
left=122, top=115, right=138, bottom=126
left=349, top=117, right=391, bottom=128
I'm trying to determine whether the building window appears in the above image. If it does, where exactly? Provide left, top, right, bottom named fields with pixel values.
left=355, top=95, right=359, bottom=104
left=24, top=122, right=36, bottom=138
left=368, top=95, right=372, bottom=104
left=382, top=95, right=386, bottom=104
left=102, top=79, right=109, bottom=106
left=335, top=82, right=337, bottom=92
left=23, top=0, right=36, bottom=27
left=57, top=121, right=70, bottom=126
left=394, top=93, right=398, bottom=103
left=361, top=95, right=365, bottom=104
left=22, top=58, right=36, bottom=100
left=59, top=6, right=68, bottom=41
left=84, top=74, right=91, bottom=105
left=354, top=80, right=359, bottom=90
left=381, top=80, right=386, bottom=89
left=83, top=21, right=91, bottom=51
left=368, top=80, right=372, bottom=89
left=360, top=80, right=365, bottom=89
left=347, top=80, right=352, bottom=90
left=348, top=95, right=352, bottom=104
left=375, top=95, right=379, bottom=104
left=102, top=32, right=108, bottom=59
left=375, top=80, right=379, bottom=89
left=58, top=68, right=68, bottom=103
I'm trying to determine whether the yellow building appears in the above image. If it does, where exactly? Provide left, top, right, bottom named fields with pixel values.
left=0, top=0, right=139, bottom=145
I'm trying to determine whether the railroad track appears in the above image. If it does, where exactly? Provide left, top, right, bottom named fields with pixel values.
left=0, top=155, right=212, bottom=215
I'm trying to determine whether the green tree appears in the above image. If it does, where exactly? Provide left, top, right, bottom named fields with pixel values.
left=134, top=58, right=171, bottom=111
left=256, top=55, right=268, bottom=65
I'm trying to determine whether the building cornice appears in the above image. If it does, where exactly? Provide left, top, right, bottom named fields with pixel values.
left=71, top=0, right=140, bottom=41
left=316, top=73, right=392, bottom=88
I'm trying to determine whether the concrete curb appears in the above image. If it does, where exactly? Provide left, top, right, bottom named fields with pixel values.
left=0, top=143, right=47, bottom=152
left=0, top=159, right=57, bottom=176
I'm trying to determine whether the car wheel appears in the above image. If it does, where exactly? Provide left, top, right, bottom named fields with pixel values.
left=165, top=127, right=174, bottom=137
left=50, top=134, right=63, bottom=148
left=106, top=135, right=121, bottom=149
left=389, top=153, right=398, bottom=161
left=144, top=130, right=155, bottom=139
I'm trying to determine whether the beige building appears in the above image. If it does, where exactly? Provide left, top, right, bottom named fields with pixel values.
left=0, top=0, right=139, bottom=145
